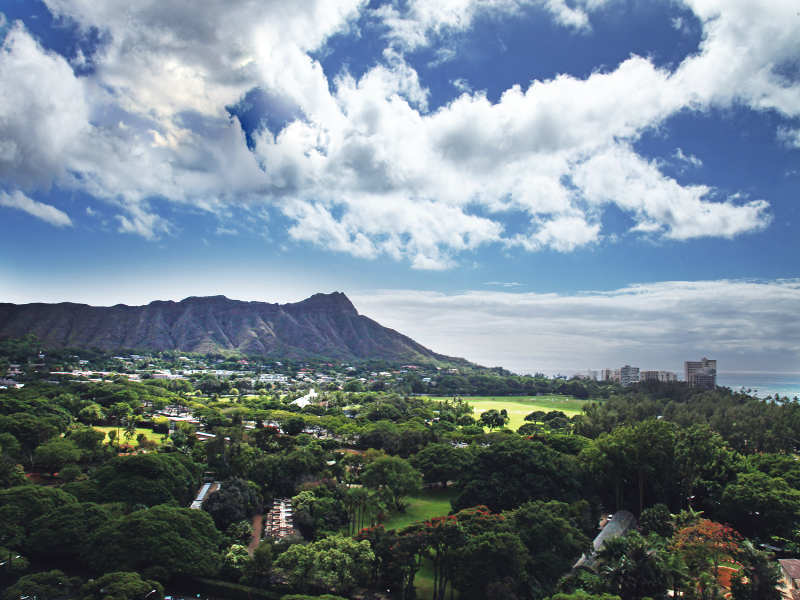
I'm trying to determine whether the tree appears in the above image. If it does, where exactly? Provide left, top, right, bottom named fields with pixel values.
left=203, top=478, right=262, bottom=531
left=275, top=535, right=375, bottom=595
left=675, top=424, right=740, bottom=511
left=27, top=502, right=112, bottom=565
left=358, top=524, right=426, bottom=599
left=410, top=443, right=469, bottom=488
left=80, top=571, right=164, bottom=600
left=242, top=540, right=273, bottom=586
left=123, top=416, right=138, bottom=444
left=452, top=530, right=529, bottom=600
left=509, top=500, right=591, bottom=598
left=479, top=409, right=509, bottom=430
left=78, top=403, right=105, bottom=425
left=284, top=416, right=306, bottom=436
left=404, top=515, right=465, bottom=600
left=454, top=437, right=580, bottom=512
left=68, top=427, right=106, bottom=454
left=221, top=544, right=252, bottom=580
left=730, top=541, right=782, bottom=600
left=639, top=503, right=674, bottom=538
left=597, top=531, right=669, bottom=600
left=525, top=410, right=547, bottom=423
left=92, top=453, right=200, bottom=507
left=362, top=455, right=422, bottom=511
left=673, top=518, right=743, bottom=598
left=581, top=420, right=677, bottom=515
left=344, top=486, right=383, bottom=535
left=0, top=452, right=26, bottom=489
left=0, top=485, right=77, bottom=540
left=0, top=412, right=59, bottom=467
left=109, top=402, right=132, bottom=444
left=720, top=471, right=800, bottom=539
left=89, top=505, right=222, bottom=581
left=2, top=569, right=81, bottom=600
left=34, top=437, right=81, bottom=475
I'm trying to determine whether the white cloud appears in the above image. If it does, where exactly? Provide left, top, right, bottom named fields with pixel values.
left=2, top=0, right=797, bottom=264
left=511, top=215, right=602, bottom=251
left=674, top=147, right=703, bottom=168
left=0, top=190, right=72, bottom=227
left=351, top=279, right=800, bottom=374
left=485, top=281, right=523, bottom=287
left=573, top=144, right=771, bottom=240
left=451, top=78, right=472, bottom=93
left=0, top=22, right=89, bottom=188
left=215, top=226, right=238, bottom=236
left=115, top=202, right=170, bottom=240
left=675, top=0, right=800, bottom=116
left=778, top=126, right=800, bottom=149
left=374, top=0, right=607, bottom=50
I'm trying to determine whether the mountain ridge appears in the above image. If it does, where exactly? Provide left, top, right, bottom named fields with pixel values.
left=0, top=292, right=464, bottom=364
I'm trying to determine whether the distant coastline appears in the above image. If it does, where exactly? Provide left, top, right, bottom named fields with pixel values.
left=717, top=371, right=800, bottom=401
left=555, top=369, right=800, bottom=401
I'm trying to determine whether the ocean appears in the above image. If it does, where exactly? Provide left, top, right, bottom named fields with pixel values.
left=717, top=372, right=800, bottom=401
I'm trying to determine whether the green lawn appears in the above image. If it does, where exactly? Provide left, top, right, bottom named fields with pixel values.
left=429, top=395, right=592, bottom=431
left=414, top=560, right=437, bottom=599
left=93, top=426, right=165, bottom=447
left=379, top=489, right=458, bottom=600
left=380, top=488, right=457, bottom=532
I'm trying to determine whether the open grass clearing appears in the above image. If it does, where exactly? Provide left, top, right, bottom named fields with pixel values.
left=93, top=426, right=165, bottom=447
left=428, top=395, right=592, bottom=431
left=380, top=488, right=457, bottom=532
left=379, top=488, right=458, bottom=598
left=414, top=560, right=437, bottom=599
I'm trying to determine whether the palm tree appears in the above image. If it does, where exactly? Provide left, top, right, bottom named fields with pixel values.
left=598, top=531, right=669, bottom=600
left=730, top=541, right=782, bottom=600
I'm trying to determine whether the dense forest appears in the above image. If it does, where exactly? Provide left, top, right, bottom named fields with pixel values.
left=1, top=343, right=798, bottom=599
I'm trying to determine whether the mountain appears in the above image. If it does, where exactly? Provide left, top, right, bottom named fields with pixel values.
left=0, top=292, right=462, bottom=363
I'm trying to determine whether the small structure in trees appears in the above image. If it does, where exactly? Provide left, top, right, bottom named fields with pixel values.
left=573, top=510, right=636, bottom=570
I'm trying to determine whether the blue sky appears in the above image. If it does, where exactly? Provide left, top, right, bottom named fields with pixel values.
left=1, top=0, right=799, bottom=374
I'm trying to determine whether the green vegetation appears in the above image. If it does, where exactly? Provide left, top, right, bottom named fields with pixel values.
left=93, top=426, right=164, bottom=447
left=430, top=395, right=590, bottom=430
left=381, top=488, right=457, bottom=532
left=2, top=341, right=800, bottom=600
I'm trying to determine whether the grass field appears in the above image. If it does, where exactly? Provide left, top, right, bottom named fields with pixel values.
left=380, top=489, right=458, bottom=599
left=429, top=395, right=591, bottom=431
left=381, top=488, right=457, bottom=531
left=415, top=561, right=437, bottom=599
left=93, top=426, right=164, bottom=447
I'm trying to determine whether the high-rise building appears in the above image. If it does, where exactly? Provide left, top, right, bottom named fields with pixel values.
left=641, top=370, right=678, bottom=383
left=601, top=368, right=620, bottom=382
left=641, top=370, right=659, bottom=382
left=660, top=371, right=678, bottom=382
left=620, top=365, right=640, bottom=386
left=685, top=357, right=716, bottom=389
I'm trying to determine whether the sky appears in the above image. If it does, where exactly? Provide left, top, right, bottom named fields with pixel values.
left=0, top=0, right=799, bottom=375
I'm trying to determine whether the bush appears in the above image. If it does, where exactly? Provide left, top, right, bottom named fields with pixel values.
left=58, top=463, right=82, bottom=482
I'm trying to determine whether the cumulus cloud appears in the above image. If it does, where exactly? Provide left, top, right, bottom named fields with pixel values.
left=0, top=22, right=89, bottom=188
left=0, top=190, right=72, bottom=227
left=351, top=279, right=800, bottom=374
left=573, top=144, right=771, bottom=240
left=2, top=0, right=797, bottom=264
